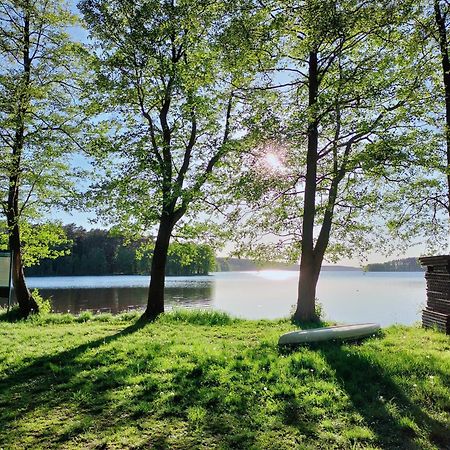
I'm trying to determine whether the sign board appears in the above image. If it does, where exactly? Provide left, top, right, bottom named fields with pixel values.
left=0, top=251, right=12, bottom=300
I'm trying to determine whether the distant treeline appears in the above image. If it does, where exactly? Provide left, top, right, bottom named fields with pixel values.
left=215, top=258, right=298, bottom=272
left=25, top=225, right=363, bottom=277
left=364, top=257, right=423, bottom=272
left=216, top=258, right=359, bottom=272
left=25, top=225, right=216, bottom=277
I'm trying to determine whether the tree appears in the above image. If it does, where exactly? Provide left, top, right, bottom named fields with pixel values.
left=79, top=0, right=260, bottom=319
left=166, top=242, right=216, bottom=275
left=372, top=1, right=450, bottom=252
left=115, top=246, right=136, bottom=274
left=228, top=0, right=423, bottom=321
left=434, top=0, right=450, bottom=216
left=0, top=0, right=85, bottom=316
left=195, top=244, right=216, bottom=275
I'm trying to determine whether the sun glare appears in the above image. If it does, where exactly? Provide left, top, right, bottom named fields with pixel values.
left=265, top=152, right=284, bottom=171
left=257, top=143, right=287, bottom=173
left=255, top=270, right=297, bottom=281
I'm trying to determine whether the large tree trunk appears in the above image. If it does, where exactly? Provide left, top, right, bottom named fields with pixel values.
left=9, top=223, right=38, bottom=317
left=143, top=216, right=174, bottom=320
left=294, top=50, right=320, bottom=322
left=435, top=0, right=450, bottom=216
left=295, top=252, right=321, bottom=321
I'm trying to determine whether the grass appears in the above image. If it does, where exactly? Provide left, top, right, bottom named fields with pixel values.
left=0, top=310, right=449, bottom=449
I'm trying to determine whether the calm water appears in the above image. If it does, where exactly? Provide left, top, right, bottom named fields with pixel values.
left=4, top=271, right=426, bottom=326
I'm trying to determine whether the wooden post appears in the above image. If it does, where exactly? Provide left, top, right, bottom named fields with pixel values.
left=419, top=255, right=450, bottom=334
left=0, top=250, right=12, bottom=311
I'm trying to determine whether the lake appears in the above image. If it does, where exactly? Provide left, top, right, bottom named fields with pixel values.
left=3, top=270, right=426, bottom=326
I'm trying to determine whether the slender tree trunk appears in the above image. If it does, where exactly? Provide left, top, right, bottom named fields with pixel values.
left=143, top=215, right=174, bottom=320
left=5, top=3, right=38, bottom=317
left=294, top=51, right=320, bottom=322
left=435, top=0, right=450, bottom=216
left=7, top=168, right=38, bottom=317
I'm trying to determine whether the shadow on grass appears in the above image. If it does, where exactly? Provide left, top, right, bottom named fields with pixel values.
left=0, top=306, right=23, bottom=322
left=0, top=317, right=262, bottom=449
left=0, top=317, right=148, bottom=441
left=1, top=316, right=147, bottom=379
left=1, top=318, right=448, bottom=449
left=290, top=318, right=328, bottom=329
left=282, top=340, right=449, bottom=450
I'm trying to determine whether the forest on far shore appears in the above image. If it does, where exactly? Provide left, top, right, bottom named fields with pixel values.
left=364, top=258, right=423, bottom=272
left=24, top=225, right=423, bottom=276
left=25, top=225, right=216, bottom=277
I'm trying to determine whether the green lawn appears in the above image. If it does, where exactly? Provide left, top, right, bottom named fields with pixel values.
left=0, top=310, right=449, bottom=449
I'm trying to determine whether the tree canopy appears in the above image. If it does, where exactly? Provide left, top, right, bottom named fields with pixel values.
left=78, top=0, right=266, bottom=317
left=220, top=0, right=433, bottom=320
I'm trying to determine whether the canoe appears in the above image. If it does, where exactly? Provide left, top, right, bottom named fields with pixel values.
left=278, top=323, right=381, bottom=345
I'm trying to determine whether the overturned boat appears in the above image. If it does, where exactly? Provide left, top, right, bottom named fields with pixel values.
left=278, top=323, right=381, bottom=345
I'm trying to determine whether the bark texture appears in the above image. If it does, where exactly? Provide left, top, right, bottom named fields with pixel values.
left=144, top=216, right=174, bottom=320
left=8, top=224, right=38, bottom=316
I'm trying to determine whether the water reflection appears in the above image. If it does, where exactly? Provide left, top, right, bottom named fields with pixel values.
left=0, top=272, right=427, bottom=326
left=30, top=284, right=213, bottom=314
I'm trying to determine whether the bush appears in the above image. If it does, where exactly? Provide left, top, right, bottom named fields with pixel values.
left=159, top=308, right=237, bottom=326
left=289, top=299, right=326, bottom=326
left=75, top=311, right=94, bottom=323
left=32, top=289, right=52, bottom=315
